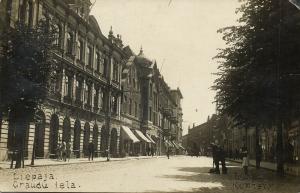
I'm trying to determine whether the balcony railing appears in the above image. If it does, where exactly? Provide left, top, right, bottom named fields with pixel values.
left=49, top=92, right=61, bottom=101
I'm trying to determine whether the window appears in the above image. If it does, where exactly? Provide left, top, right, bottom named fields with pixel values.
left=64, top=75, right=71, bottom=97
left=100, top=55, right=105, bottom=75
left=134, top=102, right=138, bottom=117
left=77, top=40, right=84, bottom=61
left=129, top=99, right=132, bottom=115
left=149, top=107, right=152, bottom=121
left=111, top=96, right=118, bottom=114
left=112, top=59, right=118, bottom=81
left=103, top=57, right=108, bottom=77
left=150, top=83, right=153, bottom=98
left=23, top=0, right=33, bottom=25
left=96, top=53, right=100, bottom=72
left=66, top=32, right=73, bottom=54
left=94, top=88, right=98, bottom=108
left=99, top=91, right=104, bottom=109
left=84, top=83, right=88, bottom=104
left=87, top=46, right=93, bottom=67
left=50, top=70, right=60, bottom=93
left=86, top=84, right=91, bottom=105
left=54, top=24, right=61, bottom=46
left=75, top=80, right=82, bottom=101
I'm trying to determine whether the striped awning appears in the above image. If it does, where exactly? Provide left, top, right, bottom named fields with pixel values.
left=145, top=134, right=156, bottom=144
left=135, top=130, right=152, bottom=143
left=121, top=126, right=140, bottom=143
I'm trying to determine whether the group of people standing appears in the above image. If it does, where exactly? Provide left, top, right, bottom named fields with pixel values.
left=146, top=146, right=155, bottom=157
left=56, top=141, right=71, bottom=162
left=211, top=143, right=227, bottom=174
left=210, top=142, right=263, bottom=175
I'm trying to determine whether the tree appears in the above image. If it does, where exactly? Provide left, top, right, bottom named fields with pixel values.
left=0, top=20, right=57, bottom=168
left=213, top=0, right=300, bottom=176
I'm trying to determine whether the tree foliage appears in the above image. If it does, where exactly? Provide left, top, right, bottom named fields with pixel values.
left=213, top=0, right=300, bottom=128
left=0, top=20, right=57, bottom=119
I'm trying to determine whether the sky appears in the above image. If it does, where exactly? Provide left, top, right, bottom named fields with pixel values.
left=91, top=0, right=240, bottom=135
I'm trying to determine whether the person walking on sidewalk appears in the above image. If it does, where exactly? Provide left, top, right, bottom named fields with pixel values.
left=241, top=145, right=249, bottom=175
left=61, top=141, right=67, bottom=162
left=56, top=142, right=62, bottom=161
left=211, top=143, right=219, bottom=174
left=66, top=141, right=71, bottom=162
left=219, top=145, right=227, bottom=174
left=256, top=144, right=263, bottom=169
left=166, top=147, right=170, bottom=159
left=88, top=141, right=94, bottom=161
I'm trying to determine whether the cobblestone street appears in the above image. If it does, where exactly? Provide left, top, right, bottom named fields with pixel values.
left=0, top=156, right=299, bottom=192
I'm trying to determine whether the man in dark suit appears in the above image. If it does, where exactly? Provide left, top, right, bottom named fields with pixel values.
left=88, top=142, right=94, bottom=161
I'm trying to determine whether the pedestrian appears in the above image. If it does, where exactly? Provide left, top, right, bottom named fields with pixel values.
left=166, top=147, right=170, bottom=159
left=219, top=145, right=227, bottom=174
left=256, top=144, right=262, bottom=169
left=61, top=141, right=67, bottom=162
left=66, top=141, right=71, bottom=162
left=88, top=141, right=94, bottom=161
left=211, top=143, right=220, bottom=174
left=286, top=139, right=294, bottom=163
left=56, top=142, right=62, bottom=161
left=151, top=147, right=154, bottom=157
left=234, top=148, right=239, bottom=160
left=241, top=145, right=249, bottom=175
left=147, top=146, right=151, bottom=156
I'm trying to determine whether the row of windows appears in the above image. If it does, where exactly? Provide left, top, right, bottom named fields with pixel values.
left=61, top=74, right=105, bottom=109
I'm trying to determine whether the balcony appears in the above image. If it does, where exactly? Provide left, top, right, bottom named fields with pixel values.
left=161, top=107, right=172, bottom=117
left=49, top=92, right=61, bottom=101
left=76, top=59, right=85, bottom=68
left=65, top=52, right=75, bottom=61
left=86, top=65, right=93, bottom=74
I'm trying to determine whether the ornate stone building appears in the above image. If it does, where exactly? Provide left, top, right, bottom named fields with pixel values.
left=0, top=0, right=184, bottom=161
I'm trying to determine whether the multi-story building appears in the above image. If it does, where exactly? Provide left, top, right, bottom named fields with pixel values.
left=0, top=0, right=183, bottom=161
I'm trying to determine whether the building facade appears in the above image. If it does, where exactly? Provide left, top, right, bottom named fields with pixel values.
left=0, top=0, right=184, bottom=161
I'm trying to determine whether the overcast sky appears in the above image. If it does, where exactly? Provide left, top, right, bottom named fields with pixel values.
left=91, top=0, right=240, bottom=135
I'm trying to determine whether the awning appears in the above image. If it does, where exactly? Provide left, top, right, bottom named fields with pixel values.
left=135, top=130, right=152, bottom=143
left=121, top=126, right=140, bottom=143
left=164, top=140, right=173, bottom=147
left=171, top=141, right=180, bottom=149
left=145, top=134, right=156, bottom=144
left=179, top=144, right=185, bottom=150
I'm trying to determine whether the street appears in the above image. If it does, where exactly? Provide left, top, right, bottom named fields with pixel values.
left=0, top=156, right=299, bottom=192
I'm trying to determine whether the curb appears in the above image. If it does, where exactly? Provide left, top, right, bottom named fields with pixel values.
left=0, top=156, right=165, bottom=170
left=227, top=159, right=276, bottom=172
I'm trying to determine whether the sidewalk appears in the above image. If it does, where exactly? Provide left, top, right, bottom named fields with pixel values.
left=228, top=158, right=300, bottom=176
left=0, top=155, right=166, bottom=170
